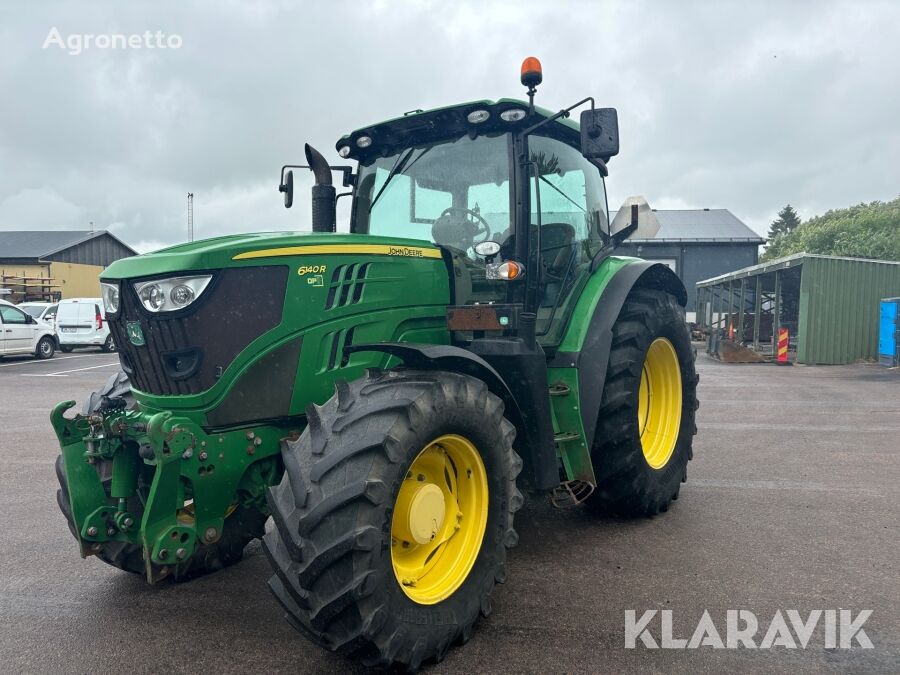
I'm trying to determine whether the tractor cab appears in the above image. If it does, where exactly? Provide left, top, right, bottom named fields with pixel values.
left=280, top=59, right=621, bottom=347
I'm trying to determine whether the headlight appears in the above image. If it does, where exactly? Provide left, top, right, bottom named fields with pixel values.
left=101, top=282, right=120, bottom=314
left=133, top=275, right=212, bottom=313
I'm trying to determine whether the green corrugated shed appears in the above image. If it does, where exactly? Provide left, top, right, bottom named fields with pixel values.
left=798, top=255, right=900, bottom=364
left=697, top=253, right=900, bottom=365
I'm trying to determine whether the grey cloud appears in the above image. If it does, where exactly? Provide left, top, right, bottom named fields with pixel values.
left=1, top=0, right=898, bottom=252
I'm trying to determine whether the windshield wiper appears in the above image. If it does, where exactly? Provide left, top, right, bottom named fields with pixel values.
left=538, top=175, right=587, bottom=213
left=369, top=146, right=432, bottom=212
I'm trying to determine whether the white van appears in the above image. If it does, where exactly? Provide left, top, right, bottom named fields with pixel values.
left=18, top=302, right=58, bottom=330
left=0, top=299, right=57, bottom=359
left=56, top=298, right=115, bottom=353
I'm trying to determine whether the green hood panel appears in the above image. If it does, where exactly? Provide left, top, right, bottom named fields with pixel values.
left=102, top=232, right=441, bottom=280
left=103, top=232, right=452, bottom=423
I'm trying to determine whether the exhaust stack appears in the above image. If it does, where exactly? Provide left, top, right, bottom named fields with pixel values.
left=305, top=143, right=336, bottom=233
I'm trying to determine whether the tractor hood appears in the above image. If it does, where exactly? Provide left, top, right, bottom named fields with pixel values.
left=99, top=229, right=451, bottom=416
left=101, top=232, right=443, bottom=280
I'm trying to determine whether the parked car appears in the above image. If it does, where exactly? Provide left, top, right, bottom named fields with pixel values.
left=18, top=302, right=59, bottom=330
left=55, top=298, right=115, bottom=353
left=0, top=298, right=57, bottom=359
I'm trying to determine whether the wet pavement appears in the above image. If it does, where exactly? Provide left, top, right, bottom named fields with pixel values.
left=1, top=350, right=897, bottom=673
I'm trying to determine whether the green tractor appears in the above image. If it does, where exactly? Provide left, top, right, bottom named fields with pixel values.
left=53, top=58, right=697, bottom=669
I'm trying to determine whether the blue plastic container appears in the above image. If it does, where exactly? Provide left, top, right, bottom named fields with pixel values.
left=879, top=298, right=900, bottom=367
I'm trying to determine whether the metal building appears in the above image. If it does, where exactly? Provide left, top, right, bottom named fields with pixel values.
left=0, top=230, right=136, bottom=301
left=696, top=253, right=900, bottom=365
left=613, top=209, right=765, bottom=322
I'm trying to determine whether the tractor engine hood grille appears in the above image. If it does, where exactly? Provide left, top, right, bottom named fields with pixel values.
left=107, top=266, right=288, bottom=396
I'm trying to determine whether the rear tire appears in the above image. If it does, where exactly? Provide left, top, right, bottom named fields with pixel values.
left=587, top=288, right=698, bottom=516
left=36, top=336, right=55, bottom=359
left=263, top=369, right=523, bottom=670
left=101, top=335, right=116, bottom=352
left=54, top=371, right=265, bottom=580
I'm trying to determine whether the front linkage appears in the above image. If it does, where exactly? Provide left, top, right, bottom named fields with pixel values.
left=52, top=389, right=285, bottom=582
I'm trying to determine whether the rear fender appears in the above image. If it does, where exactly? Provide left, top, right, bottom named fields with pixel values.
left=551, top=260, right=686, bottom=449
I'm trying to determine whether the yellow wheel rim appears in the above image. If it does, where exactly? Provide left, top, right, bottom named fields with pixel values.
left=391, top=434, right=488, bottom=605
left=637, top=338, right=683, bottom=469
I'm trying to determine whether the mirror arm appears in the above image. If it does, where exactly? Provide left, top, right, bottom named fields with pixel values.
left=335, top=191, right=353, bottom=208
left=590, top=204, right=639, bottom=272
left=587, top=156, right=608, bottom=177
left=280, top=164, right=355, bottom=189
left=521, top=96, right=595, bottom=136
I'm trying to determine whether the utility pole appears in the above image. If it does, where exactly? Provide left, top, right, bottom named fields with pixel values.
left=187, top=193, right=194, bottom=242
left=89, top=221, right=94, bottom=232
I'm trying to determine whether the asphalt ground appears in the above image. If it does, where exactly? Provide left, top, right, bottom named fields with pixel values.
left=0, top=349, right=898, bottom=673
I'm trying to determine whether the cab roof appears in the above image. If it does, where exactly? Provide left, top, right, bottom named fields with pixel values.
left=335, top=98, right=582, bottom=162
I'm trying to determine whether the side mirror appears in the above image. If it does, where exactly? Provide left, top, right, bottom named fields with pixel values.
left=279, top=170, right=294, bottom=208
left=26, top=315, right=35, bottom=324
left=580, top=108, right=619, bottom=160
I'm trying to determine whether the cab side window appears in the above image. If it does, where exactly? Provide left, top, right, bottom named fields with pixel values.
left=527, top=135, right=609, bottom=344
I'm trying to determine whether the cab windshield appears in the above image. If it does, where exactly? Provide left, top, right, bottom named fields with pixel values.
left=352, top=133, right=512, bottom=258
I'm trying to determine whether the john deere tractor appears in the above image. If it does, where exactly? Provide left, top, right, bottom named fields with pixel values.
left=53, top=59, right=697, bottom=669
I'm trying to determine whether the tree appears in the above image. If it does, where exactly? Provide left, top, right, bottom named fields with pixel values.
left=766, top=204, right=801, bottom=241
left=761, top=197, right=900, bottom=262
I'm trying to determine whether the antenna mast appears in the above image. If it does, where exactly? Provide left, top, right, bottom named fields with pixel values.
left=187, top=192, right=194, bottom=242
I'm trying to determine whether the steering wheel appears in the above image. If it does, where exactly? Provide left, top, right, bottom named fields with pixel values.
left=431, top=207, right=492, bottom=251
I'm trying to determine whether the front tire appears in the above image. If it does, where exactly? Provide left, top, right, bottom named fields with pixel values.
left=101, top=334, right=116, bottom=352
left=36, top=336, right=55, bottom=359
left=587, top=288, right=698, bottom=516
left=263, top=369, right=523, bottom=670
left=60, top=345, right=73, bottom=353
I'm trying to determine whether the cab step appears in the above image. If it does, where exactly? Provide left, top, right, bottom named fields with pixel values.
left=550, top=479, right=595, bottom=508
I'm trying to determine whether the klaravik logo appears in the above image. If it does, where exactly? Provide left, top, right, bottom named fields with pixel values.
left=127, top=321, right=145, bottom=347
left=624, top=609, right=873, bottom=649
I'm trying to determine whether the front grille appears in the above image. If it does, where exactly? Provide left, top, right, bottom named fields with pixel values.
left=109, top=266, right=288, bottom=396
left=206, top=336, right=302, bottom=428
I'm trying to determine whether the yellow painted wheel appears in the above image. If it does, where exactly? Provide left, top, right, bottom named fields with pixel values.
left=391, top=434, right=488, bottom=605
left=638, top=337, right=683, bottom=469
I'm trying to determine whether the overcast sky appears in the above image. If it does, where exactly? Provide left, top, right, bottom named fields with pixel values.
left=1, top=1, right=898, bottom=252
